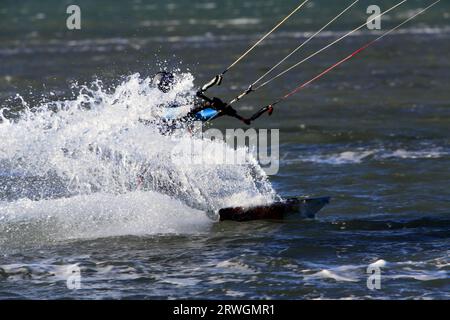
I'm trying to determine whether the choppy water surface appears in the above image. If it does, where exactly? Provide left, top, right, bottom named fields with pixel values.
left=0, top=0, right=449, bottom=299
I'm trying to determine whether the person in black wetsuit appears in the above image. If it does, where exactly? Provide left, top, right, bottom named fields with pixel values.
left=151, top=71, right=252, bottom=127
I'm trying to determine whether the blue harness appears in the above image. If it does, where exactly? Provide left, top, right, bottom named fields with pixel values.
left=194, top=108, right=220, bottom=122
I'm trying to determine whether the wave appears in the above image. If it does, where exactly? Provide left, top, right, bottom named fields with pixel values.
left=302, top=258, right=449, bottom=285
left=288, top=146, right=449, bottom=165
left=328, top=217, right=450, bottom=231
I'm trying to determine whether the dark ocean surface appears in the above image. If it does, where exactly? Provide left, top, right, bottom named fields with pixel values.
left=0, top=0, right=449, bottom=299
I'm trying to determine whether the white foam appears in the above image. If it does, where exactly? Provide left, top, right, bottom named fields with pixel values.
left=306, top=269, right=359, bottom=282
left=216, top=259, right=258, bottom=275
left=0, top=191, right=212, bottom=244
left=297, top=150, right=375, bottom=165
left=388, top=271, right=448, bottom=281
left=381, top=149, right=447, bottom=159
left=301, top=259, right=449, bottom=286
left=290, top=147, right=448, bottom=165
left=369, top=259, right=387, bottom=268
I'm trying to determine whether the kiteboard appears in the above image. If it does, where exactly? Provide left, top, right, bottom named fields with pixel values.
left=218, top=196, right=330, bottom=222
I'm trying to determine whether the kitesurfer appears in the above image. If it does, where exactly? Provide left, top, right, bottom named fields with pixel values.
left=151, top=71, right=252, bottom=126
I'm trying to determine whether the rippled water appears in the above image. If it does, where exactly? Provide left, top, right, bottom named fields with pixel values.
left=1, top=0, right=449, bottom=299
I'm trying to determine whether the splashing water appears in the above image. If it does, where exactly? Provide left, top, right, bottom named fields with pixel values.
left=0, top=72, right=276, bottom=244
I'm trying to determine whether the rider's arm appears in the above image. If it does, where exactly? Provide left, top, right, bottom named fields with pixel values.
left=196, top=91, right=213, bottom=104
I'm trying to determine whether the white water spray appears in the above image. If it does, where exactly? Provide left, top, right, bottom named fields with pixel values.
left=0, top=72, right=277, bottom=243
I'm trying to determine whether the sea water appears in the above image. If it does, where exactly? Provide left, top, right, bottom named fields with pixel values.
left=0, top=0, right=449, bottom=299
